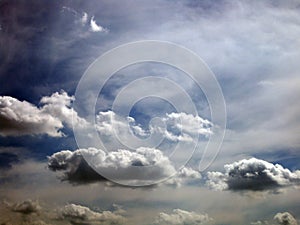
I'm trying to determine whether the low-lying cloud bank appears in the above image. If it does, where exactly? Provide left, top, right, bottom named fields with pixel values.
left=206, top=158, right=300, bottom=192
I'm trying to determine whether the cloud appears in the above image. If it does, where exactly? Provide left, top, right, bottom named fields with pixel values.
left=0, top=91, right=88, bottom=137
left=7, top=199, right=41, bottom=215
left=274, top=212, right=298, bottom=225
left=206, top=158, right=300, bottom=192
left=164, top=167, right=201, bottom=187
left=81, top=12, right=88, bottom=25
left=48, top=147, right=176, bottom=185
left=59, top=203, right=125, bottom=225
left=154, top=209, right=213, bottom=225
left=90, top=16, right=108, bottom=32
left=96, top=111, right=212, bottom=144
left=48, top=147, right=201, bottom=187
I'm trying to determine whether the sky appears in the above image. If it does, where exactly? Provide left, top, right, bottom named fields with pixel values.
left=0, top=0, right=300, bottom=224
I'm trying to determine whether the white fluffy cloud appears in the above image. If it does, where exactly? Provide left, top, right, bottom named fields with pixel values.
left=59, top=203, right=125, bottom=225
left=48, top=147, right=176, bottom=185
left=0, top=91, right=88, bottom=137
left=274, top=212, right=298, bottom=225
left=48, top=147, right=201, bottom=187
left=96, top=111, right=212, bottom=143
left=154, top=209, right=213, bottom=225
left=206, top=158, right=300, bottom=191
left=90, top=16, right=107, bottom=32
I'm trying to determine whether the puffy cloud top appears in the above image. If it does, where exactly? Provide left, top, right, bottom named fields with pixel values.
left=48, top=147, right=176, bottom=185
left=59, top=203, right=125, bottom=225
left=207, top=158, right=300, bottom=191
left=154, top=209, right=213, bottom=225
left=0, top=91, right=88, bottom=137
left=9, top=199, right=41, bottom=215
left=274, top=212, right=298, bottom=225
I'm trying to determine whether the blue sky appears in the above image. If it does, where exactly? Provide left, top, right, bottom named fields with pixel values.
left=0, top=0, right=300, bottom=224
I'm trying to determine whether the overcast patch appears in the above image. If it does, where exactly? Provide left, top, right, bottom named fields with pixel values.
left=206, top=158, right=300, bottom=192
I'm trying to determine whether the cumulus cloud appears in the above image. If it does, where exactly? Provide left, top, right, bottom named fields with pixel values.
left=274, top=212, right=298, bottom=225
left=0, top=91, right=88, bottom=137
left=48, top=147, right=176, bottom=185
left=154, top=209, right=213, bottom=225
left=7, top=199, right=41, bottom=215
left=96, top=111, right=212, bottom=143
left=164, top=167, right=201, bottom=187
left=48, top=147, right=201, bottom=187
left=59, top=203, right=125, bottom=225
left=206, top=158, right=300, bottom=192
left=90, top=16, right=108, bottom=32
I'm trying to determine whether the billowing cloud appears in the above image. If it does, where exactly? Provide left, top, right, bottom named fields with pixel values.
left=90, top=16, right=107, bottom=32
left=48, top=147, right=201, bottom=187
left=0, top=91, right=88, bottom=137
left=7, top=199, right=40, bottom=215
left=59, top=203, right=125, bottom=225
left=164, top=167, right=201, bottom=187
left=154, top=209, right=213, bottom=225
left=206, top=158, right=300, bottom=191
left=48, top=147, right=176, bottom=185
left=96, top=111, right=212, bottom=143
left=274, top=212, right=298, bottom=225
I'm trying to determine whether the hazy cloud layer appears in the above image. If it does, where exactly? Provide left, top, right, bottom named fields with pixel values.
left=154, top=209, right=213, bottom=225
left=206, top=158, right=300, bottom=191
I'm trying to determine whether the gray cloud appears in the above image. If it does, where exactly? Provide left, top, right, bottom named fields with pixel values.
left=8, top=199, right=40, bottom=215
left=274, top=212, right=298, bottom=225
left=206, top=158, right=300, bottom=191
left=59, top=203, right=125, bottom=225
left=154, top=209, right=213, bottom=225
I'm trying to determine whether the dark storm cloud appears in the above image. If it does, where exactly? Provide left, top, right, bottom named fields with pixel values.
left=206, top=158, right=300, bottom=192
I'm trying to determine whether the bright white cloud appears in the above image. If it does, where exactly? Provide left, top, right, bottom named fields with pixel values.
left=206, top=158, right=300, bottom=191
left=48, top=147, right=176, bottom=184
left=0, top=91, right=89, bottom=137
left=0, top=95, right=63, bottom=137
left=96, top=110, right=212, bottom=144
left=90, top=16, right=107, bottom=32
left=154, top=209, right=213, bottom=225
left=59, top=203, right=125, bottom=225
left=274, top=212, right=298, bottom=225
